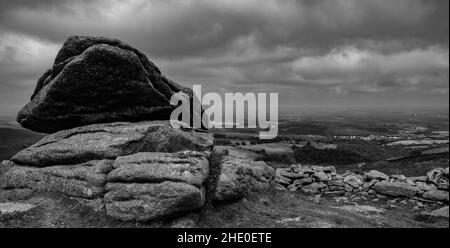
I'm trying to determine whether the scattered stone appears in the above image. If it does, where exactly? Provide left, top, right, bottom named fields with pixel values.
left=287, top=184, right=298, bottom=192
left=11, top=121, right=214, bottom=167
left=314, top=195, right=321, bottom=204
left=1, top=160, right=115, bottom=199
left=107, top=151, right=210, bottom=187
left=273, top=183, right=287, bottom=191
left=415, top=182, right=435, bottom=193
left=301, top=182, right=326, bottom=195
left=332, top=205, right=385, bottom=215
left=322, top=166, right=336, bottom=173
left=171, top=213, right=200, bottom=228
left=408, top=176, right=427, bottom=183
left=293, top=178, right=313, bottom=186
left=373, top=181, right=418, bottom=198
left=416, top=202, right=425, bottom=208
left=277, top=170, right=304, bottom=179
left=364, top=170, right=389, bottom=181
left=427, top=168, right=446, bottom=185
left=422, top=190, right=449, bottom=202
left=344, top=175, right=363, bottom=189
left=275, top=177, right=291, bottom=186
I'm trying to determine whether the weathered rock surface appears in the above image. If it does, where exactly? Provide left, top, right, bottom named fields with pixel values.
left=17, top=36, right=194, bottom=133
left=0, top=160, right=114, bottom=199
left=104, top=182, right=205, bottom=222
left=213, top=157, right=275, bottom=202
left=0, top=121, right=215, bottom=222
left=422, top=189, right=449, bottom=202
left=11, top=121, right=214, bottom=167
left=0, top=202, right=36, bottom=220
left=373, top=182, right=417, bottom=198
left=107, top=151, right=209, bottom=187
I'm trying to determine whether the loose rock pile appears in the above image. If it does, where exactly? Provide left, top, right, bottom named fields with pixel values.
left=274, top=165, right=449, bottom=204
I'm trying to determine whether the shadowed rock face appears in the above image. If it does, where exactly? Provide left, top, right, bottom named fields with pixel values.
left=17, top=36, right=193, bottom=133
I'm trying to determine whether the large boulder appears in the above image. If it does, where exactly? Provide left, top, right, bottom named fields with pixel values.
left=373, top=181, right=418, bottom=198
left=213, top=157, right=275, bottom=202
left=11, top=121, right=214, bottom=167
left=17, top=36, right=194, bottom=133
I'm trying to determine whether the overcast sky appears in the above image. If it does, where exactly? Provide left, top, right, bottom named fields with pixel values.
left=0, top=0, right=448, bottom=115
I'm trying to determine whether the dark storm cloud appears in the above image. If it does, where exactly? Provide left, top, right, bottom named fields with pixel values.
left=1, top=0, right=448, bottom=56
left=0, top=0, right=448, bottom=113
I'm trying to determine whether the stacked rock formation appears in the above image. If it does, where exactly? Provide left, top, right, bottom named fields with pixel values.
left=0, top=122, right=214, bottom=220
left=0, top=36, right=275, bottom=223
left=274, top=165, right=449, bottom=203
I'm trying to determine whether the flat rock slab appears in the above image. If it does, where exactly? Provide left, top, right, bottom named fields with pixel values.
left=0, top=202, right=36, bottom=220
left=214, top=157, right=275, bottom=202
left=11, top=121, right=214, bottom=167
left=373, top=181, right=418, bottom=198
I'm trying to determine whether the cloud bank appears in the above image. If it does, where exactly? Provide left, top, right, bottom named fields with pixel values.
left=0, top=0, right=448, bottom=113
